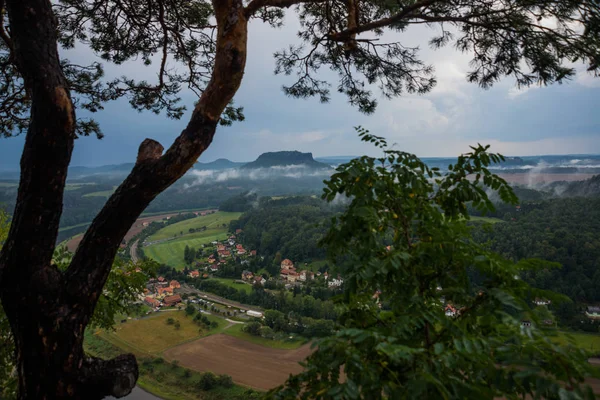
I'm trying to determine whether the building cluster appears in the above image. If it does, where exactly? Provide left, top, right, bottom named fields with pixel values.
left=143, top=276, right=182, bottom=310
left=197, top=234, right=257, bottom=273
left=241, top=270, right=264, bottom=285
left=278, top=259, right=344, bottom=288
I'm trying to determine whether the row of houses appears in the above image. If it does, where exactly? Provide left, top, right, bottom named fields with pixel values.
left=144, top=294, right=182, bottom=308
left=279, top=259, right=344, bottom=288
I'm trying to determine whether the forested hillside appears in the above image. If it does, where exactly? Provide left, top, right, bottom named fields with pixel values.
left=473, top=197, right=600, bottom=303
left=229, top=197, right=340, bottom=263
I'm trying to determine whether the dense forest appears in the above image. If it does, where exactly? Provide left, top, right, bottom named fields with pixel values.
left=229, top=196, right=342, bottom=264
left=472, top=197, right=600, bottom=304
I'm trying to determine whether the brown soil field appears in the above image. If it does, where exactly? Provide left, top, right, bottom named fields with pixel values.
left=163, top=334, right=313, bottom=390
left=65, top=209, right=217, bottom=252
left=496, top=172, right=595, bottom=185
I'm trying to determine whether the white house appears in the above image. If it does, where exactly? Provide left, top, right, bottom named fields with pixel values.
left=328, top=278, right=343, bottom=288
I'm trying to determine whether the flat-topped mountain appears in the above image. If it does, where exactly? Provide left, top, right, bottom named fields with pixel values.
left=241, top=151, right=330, bottom=169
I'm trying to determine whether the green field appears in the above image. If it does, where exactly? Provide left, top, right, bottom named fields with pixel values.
left=553, top=331, right=600, bottom=353
left=147, top=211, right=241, bottom=241
left=145, top=233, right=229, bottom=268
left=468, top=215, right=504, bottom=224
left=83, top=186, right=116, bottom=197
left=144, top=211, right=241, bottom=268
left=99, top=311, right=228, bottom=355
left=224, top=323, right=307, bottom=350
left=210, top=278, right=252, bottom=294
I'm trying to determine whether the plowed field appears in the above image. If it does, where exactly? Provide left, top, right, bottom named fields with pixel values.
left=163, top=334, right=313, bottom=390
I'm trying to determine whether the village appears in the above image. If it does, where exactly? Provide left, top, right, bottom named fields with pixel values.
left=141, top=229, right=344, bottom=312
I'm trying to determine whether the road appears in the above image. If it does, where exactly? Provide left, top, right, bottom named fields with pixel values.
left=130, top=239, right=139, bottom=263
left=178, top=284, right=262, bottom=313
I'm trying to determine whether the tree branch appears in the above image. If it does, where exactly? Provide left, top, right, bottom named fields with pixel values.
left=328, top=0, right=441, bottom=41
left=245, top=0, right=325, bottom=18
left=65, top=0, right=249, bottom=308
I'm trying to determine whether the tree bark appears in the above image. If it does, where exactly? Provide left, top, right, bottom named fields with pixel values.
left=0, top=0, right=249, bottom=398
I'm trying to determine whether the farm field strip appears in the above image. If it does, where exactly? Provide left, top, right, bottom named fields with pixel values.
left=101, top=312, right=226, bottom=355
left=144, top=233, right=229, bottom=268
left=224, top=323, right=307, bottom=350
left=143, top=211, right=242, bottom=268
left=210, top=278, right=253, bottom=294
left=147, top=211, right=242, bottom=242
left=163, top=334, right=313, bottom=390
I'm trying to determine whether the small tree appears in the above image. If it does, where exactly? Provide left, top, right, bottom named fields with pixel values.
left=166, top=317, right=175, bottom=325
left=269, top=129, right=596, bottom=399
left=185, top=304, right=195, bottom=316
left=197, top=372, right=217, bottom=391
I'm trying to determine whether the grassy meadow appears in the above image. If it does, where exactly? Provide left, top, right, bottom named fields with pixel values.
left=99, top=311, right=228, bottom=355
left=144, top=211, right=241, bottom=268
left=147, top=211, right=241, bottom=241
left=469, top=215, right=504, bottom=224
left=224, top=323, right=307, bottom=350
left=210, top=278, right=253, bottom=294
left=553, top=331, right=600, bottom=353
left=144, top=233, right=228, bottom=268
left=82, top=186, right=116, bottom=198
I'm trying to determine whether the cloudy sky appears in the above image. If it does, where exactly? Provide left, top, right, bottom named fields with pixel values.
left=1, top=15, right=599, bottom=169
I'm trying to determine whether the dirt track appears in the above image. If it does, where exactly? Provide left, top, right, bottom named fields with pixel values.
left=66, top=209, right=217, bottom=252
left=163, top=334, right=313, bottom=390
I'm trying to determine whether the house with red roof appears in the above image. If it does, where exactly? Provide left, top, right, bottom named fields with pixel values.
left=189, top=270, right=200, bottom=278
left=157, top=286, right=174, bottom=296
left=280, top=259, right=294, bottom=270
left=444, top=304, right=458, bottom=317
left=163, top=295, right=182, bottom=307
left=169, top=280, right=181, bottom=289
left=144, top=297, right=161, bottom=308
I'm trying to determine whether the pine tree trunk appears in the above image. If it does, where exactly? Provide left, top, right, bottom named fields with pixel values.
left=2, top=293, right=137, bottom=399
left=0, top=0, right=248, bottom=397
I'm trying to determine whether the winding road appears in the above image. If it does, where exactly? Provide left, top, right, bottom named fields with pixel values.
left=130, top=239, right=139, bottom=263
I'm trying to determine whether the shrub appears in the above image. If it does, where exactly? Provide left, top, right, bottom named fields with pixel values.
left=196, top=372, right=217, bottom=391
left=210, top=321, right=218, bottom=329
left=242, top=321, right=262, bottom=336
left=217, top=374, right=233, bottom=388
left=166, top=317, right=175, bottom=325
left=174, top=321, right=181, bottom=330
left=153, top=357, right=165, bottom=364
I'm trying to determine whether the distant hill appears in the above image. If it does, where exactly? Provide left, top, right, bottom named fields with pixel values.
left=193, top=158, right=245, bottom=170
left=68, top=163, right=134, bottom=178
left=315, top=156, right=357, bottom=166
left=242, top=151, right=330, bottom=169
left=553, top=174, right=600, bottom=197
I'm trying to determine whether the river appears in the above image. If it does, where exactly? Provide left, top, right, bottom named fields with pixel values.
left=106, top=387, right=162, bottom=400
